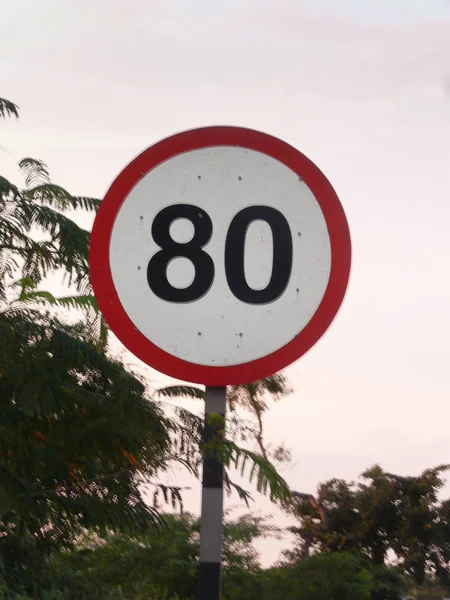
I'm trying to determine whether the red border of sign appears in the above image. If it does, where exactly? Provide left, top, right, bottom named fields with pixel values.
left=90, top=126, right=351, bottom=386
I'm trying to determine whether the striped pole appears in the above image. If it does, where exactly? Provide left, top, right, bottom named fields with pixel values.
left=197, top=386, right=226, bottom=600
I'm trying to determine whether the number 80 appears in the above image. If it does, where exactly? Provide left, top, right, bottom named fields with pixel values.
left=147, top=203, right=294, bottom=305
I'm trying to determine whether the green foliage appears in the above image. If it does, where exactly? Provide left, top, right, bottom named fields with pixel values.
left=227, top=373, right=293, bottom=413
left=0, top=100, right=172, bottom=597
left=156, top=385, right=204, bottom=400
left=159, top=387, right=293, bottom=508
left=159, top=380, right=294, bottom=507
left=0, top=155, right=95, bottom=300
left=47, top=514, right=199, bottom=600
left=221, top=512, right=281, bottom=600
left=6, top=511, right=280, bottom=600
left=0, top=516, right=407, bottom=600
left=0, top=98, right=298, bottom=598
left=0, top=97, right=19, bottom=119
left=264, top=552, right=405, bottom=600
left=290, top=465, right=450, bottom=588
left=223, top=440, right=291, bottom=504
left=415, top=578, right=449, bottom=599
left=0, top=305, right=174, bottom=594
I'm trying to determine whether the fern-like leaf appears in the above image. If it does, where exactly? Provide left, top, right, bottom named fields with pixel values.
left=223, top=440, right=292, bottom=505
left=157, top=385, right=204, bottom=400
left=0, top=98, right=19, bottom=119
left=223, top=471, right=254, bottom=506
left=18, top=158, right=50, bottom=188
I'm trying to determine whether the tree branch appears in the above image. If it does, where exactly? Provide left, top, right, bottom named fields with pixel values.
left=21, top=466, right=141, bottom=500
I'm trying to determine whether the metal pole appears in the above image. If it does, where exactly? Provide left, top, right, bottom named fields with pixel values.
left=197, top=386, right=226, bottom=600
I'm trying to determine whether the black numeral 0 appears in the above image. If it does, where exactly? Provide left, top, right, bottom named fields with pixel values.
left=147, top=204, right=214, bottom=302
left=225, top=206, right=293, bottom=304
left=147, top=204, right=293, bottom=304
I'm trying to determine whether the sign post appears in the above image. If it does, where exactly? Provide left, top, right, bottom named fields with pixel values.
left=198, top=387, right=226, bottom=600
left=89, top=126, right=351, bottom=600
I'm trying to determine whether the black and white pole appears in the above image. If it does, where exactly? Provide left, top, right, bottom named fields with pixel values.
left=197, top=387, right=226, bottom=600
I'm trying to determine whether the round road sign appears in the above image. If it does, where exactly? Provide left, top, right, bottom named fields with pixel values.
left=89, top=126, right=351, bottom=386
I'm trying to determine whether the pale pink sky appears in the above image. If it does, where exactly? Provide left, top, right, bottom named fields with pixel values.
left=2, top=0, right=450, bottom=565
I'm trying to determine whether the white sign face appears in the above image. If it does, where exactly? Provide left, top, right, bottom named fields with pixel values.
left=90, top=126, right=351, bottom=385
left=109, top=146, right=331, bottom=367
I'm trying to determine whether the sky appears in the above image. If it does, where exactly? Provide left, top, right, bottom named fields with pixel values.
left=2, top=0, right=450, bottom=566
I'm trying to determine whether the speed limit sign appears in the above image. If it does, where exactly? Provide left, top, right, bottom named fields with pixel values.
left=90, top=126, right=351, bottom=385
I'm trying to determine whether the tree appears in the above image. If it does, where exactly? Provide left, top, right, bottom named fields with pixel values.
left=47, top=513, right=199, bottom=599
left=30, top=511, right=280, bottom=600
left=221, top=511, right=281, bottom=600
left=0, top=97, right=295, bottom=596
left=1, top=113, right=99, bottom=303
left=0, top=98, right=186, bottom=596
left=266, top=552, right=405, bottom=600
left=157, top=377, right=294, bottom=507
left=227, top=373, right=292, bottom=463
left=288, top=464, right=450, bottom=590
left=46, top=520, right=405, bottom=600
